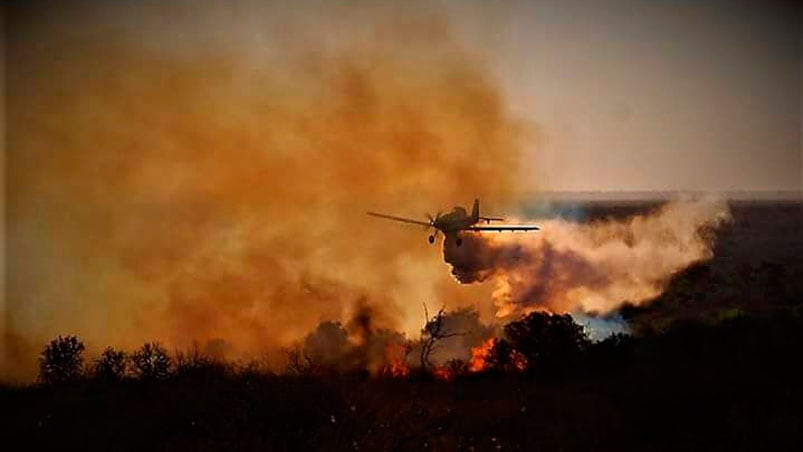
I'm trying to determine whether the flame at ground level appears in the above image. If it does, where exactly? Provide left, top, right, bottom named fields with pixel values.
left=469, top=338, right=497, bottom=373
left=381, top=343, right=410, bottom=378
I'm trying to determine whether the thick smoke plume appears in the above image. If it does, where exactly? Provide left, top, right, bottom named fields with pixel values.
left=4, top=1, right=522, bottom=380
left=444, top=200, right=732, bottom=317
left=3, top=1, right=735, bottom=382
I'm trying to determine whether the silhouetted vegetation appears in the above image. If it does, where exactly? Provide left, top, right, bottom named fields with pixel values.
left=503, top=312, right=590, bottom=374
left=485, top=338, right=521, bottom=373
left=6, top=309, right=800, bottom=450
left=420, top=305, right=463, bottom=371
left=285, top=347, right=318, bottom=377
left=130, top=342, right=172, bottom=380
left=38, top=335, right=86, bottom=384
left=587, top=332, right=635, bottom=371
left=92, top=347, right=127, bottom=381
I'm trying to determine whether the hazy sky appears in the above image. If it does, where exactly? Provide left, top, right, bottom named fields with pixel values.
left=8, top=0, right=802, bottom=193
left=446, top=0, right=801, bottom=192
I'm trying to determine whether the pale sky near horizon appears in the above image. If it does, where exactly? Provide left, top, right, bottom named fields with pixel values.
left=445, top=0, right=801, bottom=192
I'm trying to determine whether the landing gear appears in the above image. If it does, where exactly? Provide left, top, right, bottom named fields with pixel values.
left=428, top=235, right=436, bottom=244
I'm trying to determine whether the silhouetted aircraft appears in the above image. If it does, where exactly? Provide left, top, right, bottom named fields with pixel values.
left=368, top=198, right=539, bottom=246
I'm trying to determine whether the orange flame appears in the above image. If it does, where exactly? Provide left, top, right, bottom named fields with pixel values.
left=432, top=366, right=453, bottom=381
left=468, top=338, right=497, bottom=373
left=382, top=343, right=410, bottom=378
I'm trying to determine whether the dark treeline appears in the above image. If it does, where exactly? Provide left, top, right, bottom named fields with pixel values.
left=27, top=311, right=619, bottom=385
left=3, top=308, right=802, bottom=451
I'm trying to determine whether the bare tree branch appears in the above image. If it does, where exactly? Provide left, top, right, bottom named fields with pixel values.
left=419, top=305, right=466, bottom=372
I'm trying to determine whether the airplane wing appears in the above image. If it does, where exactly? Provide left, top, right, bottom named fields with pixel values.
left=465, top=225, right=540, bottom=232
left=479, top=216, right=505, bottom=222
left=367, top=212, right=430, bottom=227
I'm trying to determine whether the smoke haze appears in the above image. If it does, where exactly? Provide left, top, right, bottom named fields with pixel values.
left=3, top=1, right=737, bottom=381
left=444, top=200, right=732, bottom=317
left=4, top=1, right=521, bottom=380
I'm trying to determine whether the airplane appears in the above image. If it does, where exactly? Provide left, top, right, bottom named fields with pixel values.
left=367, top=198, right=539, bottom=247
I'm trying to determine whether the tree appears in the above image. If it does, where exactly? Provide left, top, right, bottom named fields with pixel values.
left=39, top=335, right=86, bottom=384
left=285, top=347, right=317, bottom=377
left=504, top=312, right=590, bottom=373
left=420, top=305, right=463, bottom=371
left=444, top=358, right=468, bottom=377
left=175, top=343, right=228, bottom=379
left=175, top=342, right=209, bottom=371
left=486, top=338, right=519, bottom=373
left=130, top=342, right=172, bottom=380
left=93, top=347, right=127, bottom=381
left=588, top=333, right=634, bottom=370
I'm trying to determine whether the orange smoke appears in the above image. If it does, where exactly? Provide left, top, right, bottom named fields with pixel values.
left=2, top=1, right=734, bottom=383
left=4, top=3, right=525, bottom=381
left=444, top=200, right=731, bottom=317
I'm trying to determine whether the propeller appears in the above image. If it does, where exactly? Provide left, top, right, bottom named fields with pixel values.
left=424, top=211, right=442, bottom=231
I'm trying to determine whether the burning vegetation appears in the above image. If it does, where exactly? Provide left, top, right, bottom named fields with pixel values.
left=468, top=338, right=496, bottom=373
left=27, top=308, right=630, bottom=383
left=4, top=0, right=734, bottom=385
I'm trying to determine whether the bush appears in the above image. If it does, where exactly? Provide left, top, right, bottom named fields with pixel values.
left=93, top=347, right=127, bottom=381
left=39, top=335, right=86, bottom=384
left=130, top=342, right=172, bottom=380
left=486, top=339, right=524, bottom=374
left=503, top=312, right=590, bottom=373
left=175, top=345, right=228, bottom=379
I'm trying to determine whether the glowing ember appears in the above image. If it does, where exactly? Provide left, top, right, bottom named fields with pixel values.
left=382, top=343, right=410, bottom=378
left=432, top=366, right=453, bottom=381
left=469, top=338, right=497, bottom=373
left=510, top=350, right=528, bottom=372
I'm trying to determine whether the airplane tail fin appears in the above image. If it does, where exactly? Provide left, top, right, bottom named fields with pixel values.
left=471, top=198, right=480, bottom=222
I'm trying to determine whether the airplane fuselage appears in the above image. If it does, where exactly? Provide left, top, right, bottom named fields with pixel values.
left=432, top=207, right=475, bottom=234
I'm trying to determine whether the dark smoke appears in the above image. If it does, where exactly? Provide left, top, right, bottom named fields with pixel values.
left=443, top=200, right=732, bottom=316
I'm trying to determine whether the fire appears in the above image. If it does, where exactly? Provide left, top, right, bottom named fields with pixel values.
left=469, top=338, right=497, bottom=373
left=468, top=338, right=528, bottom=373
left=510, top=350, right=528, bottom=373
left=385, top=359, right=410, bottom=378
left=432, top=366, right=453, bottom=381
left=382, top=343, right=410, bottom=378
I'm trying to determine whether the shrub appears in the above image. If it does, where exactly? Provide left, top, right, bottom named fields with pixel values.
left=93, top=347, right=127, bottom=381
left=504, top=312, right=590, bottom=373
left=130, top=342, right=172, bottom=380
left=175, top=345, right=228, bottom=379
left=39, top=335, right=86, bottom=384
